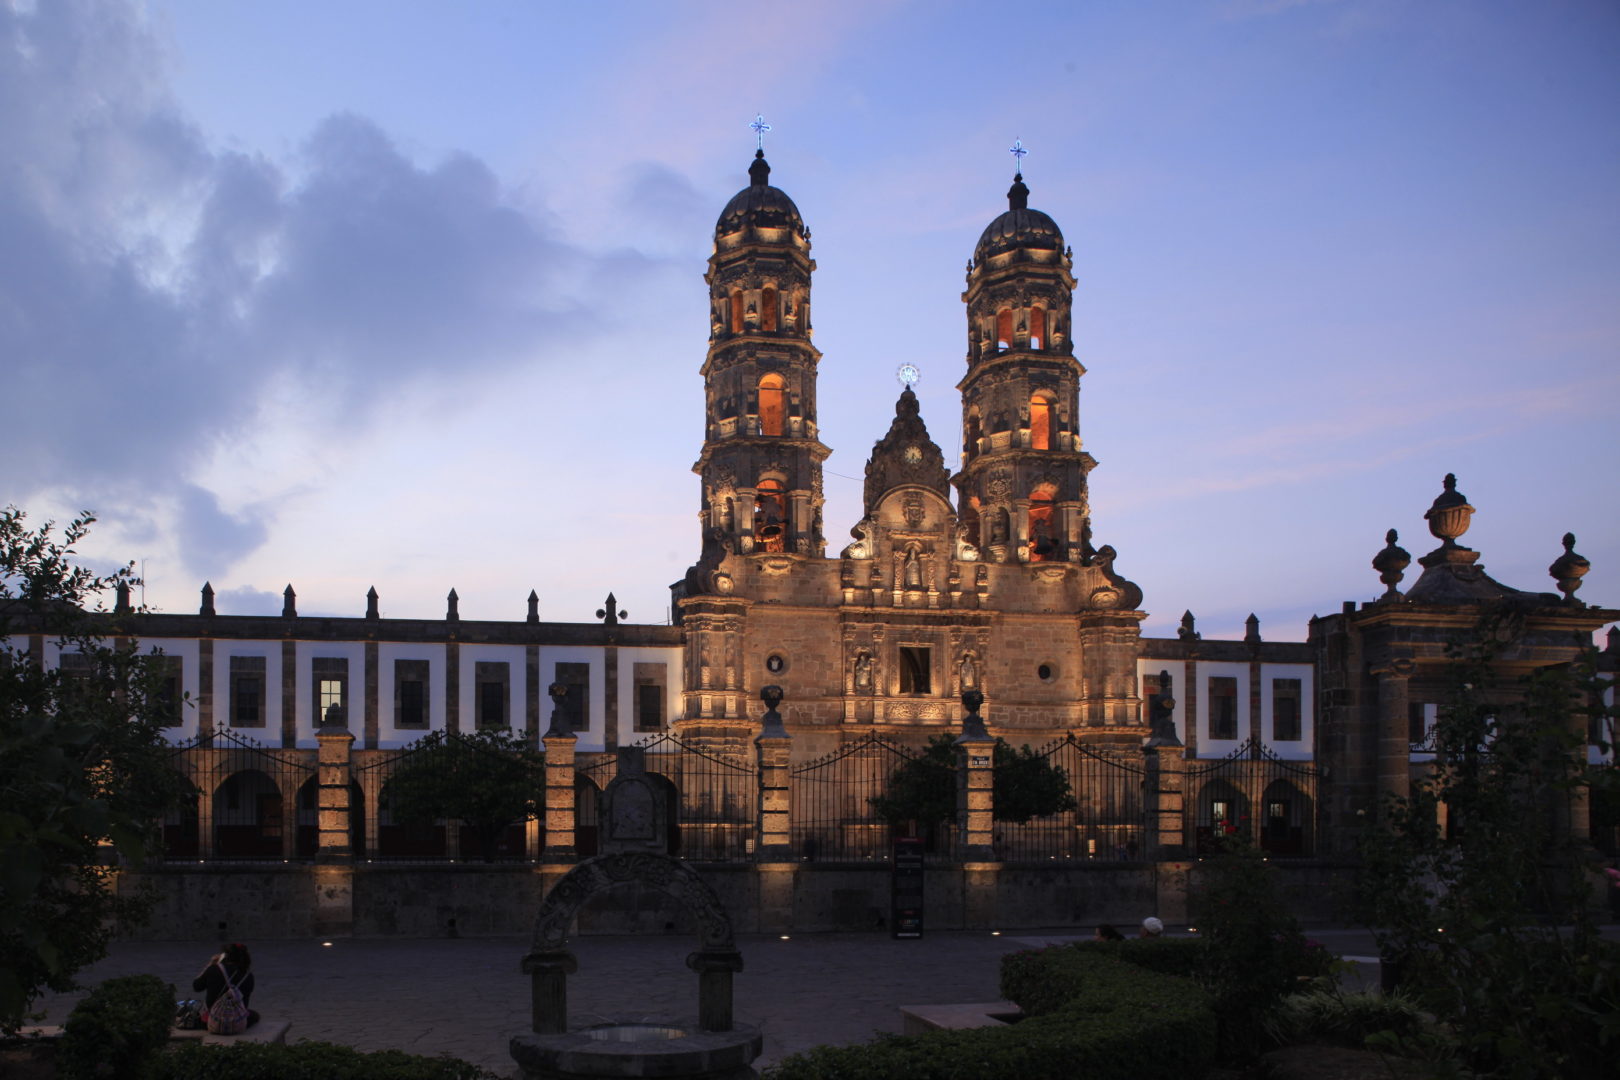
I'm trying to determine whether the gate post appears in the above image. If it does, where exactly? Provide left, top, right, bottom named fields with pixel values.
left=754, top=685, right=796, bottom=933
left=541, top=683, right=578, bottom=864
left=955, top=690, right=998, bottom=928
left=313, top=710, right=356, bottom=937
left=315, top=712, right=356, bottom=861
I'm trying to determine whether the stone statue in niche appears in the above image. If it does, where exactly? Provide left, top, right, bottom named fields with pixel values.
left=958, top=651, right=979, bottom=691
left=902, top=544, right=923, bottom=589
left=853, top=650, right=874, bottom=691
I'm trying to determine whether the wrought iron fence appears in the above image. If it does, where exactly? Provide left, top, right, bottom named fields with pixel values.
left=162, top=730, right=316, bottom=862
left=641, top=734, right=756, bottom=861
left=1184, top=736, right=1321, bottom=856
left=354, top=733, right=542, bottom=862
left=790, top=733, right=953, bottom=863
left=995, top=735, right=1149, bottom=862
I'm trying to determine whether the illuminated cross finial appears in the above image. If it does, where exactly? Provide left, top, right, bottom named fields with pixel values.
left=750, top=114, right=772, bottom=152
left=1009, top=137, right=1028, bottom=176
left=896, top=363, right=921, bottom=389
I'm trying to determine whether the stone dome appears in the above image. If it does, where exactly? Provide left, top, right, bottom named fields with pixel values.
left=973, top=175, right=1063, bottom=262
left=715, top=151, right=806, bottom=239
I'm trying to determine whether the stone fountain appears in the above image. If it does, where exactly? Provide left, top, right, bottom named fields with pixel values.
left=510, top=742, right=762, bottom=1080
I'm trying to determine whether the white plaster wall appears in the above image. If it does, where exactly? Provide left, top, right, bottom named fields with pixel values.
left=377, top=641, right=447, bottom=747
left=1194, top=661, right=1250, bottom=758
left=212, top=640, right=283, bottom=742
left=539, top=646, right=605, bottom=752
left=1135, top=658, right=1186, bottom=742
left=294, top=640, right=367, bottom=748
left=615, top=645, right=686, bottom=747
left=1259, top=662, right=1314, bottom=761
left=458, top=644, right=527, bottom=735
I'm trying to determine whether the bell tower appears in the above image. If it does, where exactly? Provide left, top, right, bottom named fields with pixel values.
left=692, top=149, right=830, bottom=559
left=953, top=170, right=1092, bottom=565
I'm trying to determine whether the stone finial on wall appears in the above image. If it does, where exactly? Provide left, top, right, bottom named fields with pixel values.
left=282, top=584, right=297, bottom=618
left=200, top=581, right=215, bottom=617
left=366, top=586, right=379, bottom=620
left=1373, top=528, right=1411, bottom=601
left=446, top=588, right=460, bottom=622
left=1244, top=614, right=1261, bottom=644
left=1548, top=533, right=1589, bottom=605
left=1424, top=473, right=1475, bottom=550
left=596, top=592, right=626, bottom=625
left=1178, top=611, right=1200, bottom=641
left=527, top=589, right=540, bottom=624
left=757, top=684, right=788, bottom=739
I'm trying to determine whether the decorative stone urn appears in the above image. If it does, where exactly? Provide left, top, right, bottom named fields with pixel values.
left=1423, top=473, right=1474, bottom=548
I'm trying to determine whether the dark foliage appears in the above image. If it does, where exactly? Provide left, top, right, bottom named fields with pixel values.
left=870, top=733, right=1077, bottom=829
left=155, top=1040, right=501, bottom=1080
left=0, top=508, right=195, bottom=1030
left=58, top=974, right=174, bottom=1080
left=380, top=729, right=543, bottom=862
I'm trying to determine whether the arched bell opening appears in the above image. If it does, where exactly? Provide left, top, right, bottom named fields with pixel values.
left=754, top=479, right=787, bottom=553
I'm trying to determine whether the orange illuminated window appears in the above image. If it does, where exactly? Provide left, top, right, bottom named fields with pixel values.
left=1028, top=487, right=1057, bottom=562
left=758, top=374, right=786, bottom=436
left=761, top=286, right=777, bottom=331
left=730, top=290, right=744, bottom=334
left=754, top=479, right=787, bottom=552
left=1030, top=306, right=1045, bottom=349
left=996, top=309, right=1013, bottom=349
left=1029, top=394, right=1053, bottom=450
left=964, top=411, right=982, bottom=460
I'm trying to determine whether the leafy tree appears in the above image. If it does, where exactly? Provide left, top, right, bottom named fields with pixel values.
left=871, top=733, right=1077, bottom=830
left=1358, top=608, right=1620, bottom=1078
left=380, top=729, right=544, bottom=862
left=0, top=508, right=194, bottom=1031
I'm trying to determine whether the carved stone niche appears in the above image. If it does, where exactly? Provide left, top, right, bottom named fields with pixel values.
left=600, top=747, right=669, bottom=854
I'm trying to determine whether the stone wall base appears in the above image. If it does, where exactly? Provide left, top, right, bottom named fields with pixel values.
left=113, top=860, right=1360, bottom=941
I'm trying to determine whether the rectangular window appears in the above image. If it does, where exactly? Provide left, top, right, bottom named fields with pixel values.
left=899, top=646, right=931, bottom=694
left=156, top=655, right=184, bottom=726
left=633, top=662, right=666, bottom=732
left=1209, top=676, right=1238, bottom=741
left=230, top=656, right=266, bottom=728
left=556, top=662, right=590, bottom=733
left=1272, top=678, right=1302, bottom=742
left=475, top=661, right=510, bottom=729
left=58, top=651, right=92, bottom=700
left=1409, top=702, right=1429, bottom=746
left=312, top=657, right=349, bottom=728
left=394, top=659, right=429, bottom=729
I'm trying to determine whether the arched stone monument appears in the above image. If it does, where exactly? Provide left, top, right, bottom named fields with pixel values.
left=510, top=759, right=762, bottom=1080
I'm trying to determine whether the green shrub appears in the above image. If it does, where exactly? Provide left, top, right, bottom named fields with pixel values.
left=764, top=952, right=1215, bottom=1080
left=154, top=1040, right=500, bottom=1080
left=58, top=974, right=174, bottom=1080
left=1261, top=989, right=1431, bottom=1050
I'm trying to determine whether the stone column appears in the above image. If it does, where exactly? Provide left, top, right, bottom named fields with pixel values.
left=521, top=949, right=578, bottom=1035
left=1150, top=745, right=1187, bottom=857
left=955, top=690, right=998, bottom=928
left=754, top=685, right=795, bottom=933
left=313, top=721, right=356, bottom=936
left=1373, top=658, right=1415, bottom=807
left=541, top=684, right=578, bottom=864
left=689, top=949, right=744, bottom=1032
left=315, top=724, right=356, bottom=861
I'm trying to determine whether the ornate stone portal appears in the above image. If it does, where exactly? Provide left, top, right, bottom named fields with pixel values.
left=511, top=787, right=761, bottom=1078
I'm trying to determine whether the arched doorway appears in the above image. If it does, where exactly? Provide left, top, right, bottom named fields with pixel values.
left=213, top=769, right=285, bottom=858
left=1260, top=779, right=1313, bottom=856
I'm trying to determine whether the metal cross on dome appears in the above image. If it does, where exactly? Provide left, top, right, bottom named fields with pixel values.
left=896, top=363, right=921, bottom=388
left=750, top=114, right=772, bottom=151
left=1009, top=138, right=1028, bottom=174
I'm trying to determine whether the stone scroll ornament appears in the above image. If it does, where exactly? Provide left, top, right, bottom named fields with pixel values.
left=529, top=853, right=737, bottom=954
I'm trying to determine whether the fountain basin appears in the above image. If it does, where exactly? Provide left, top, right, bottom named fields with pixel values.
left=511, top=1022, right=762, bottom=1080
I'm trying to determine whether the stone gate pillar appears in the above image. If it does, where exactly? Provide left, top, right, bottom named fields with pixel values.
left=313, top=713, right=356, bottom=937
left=955, top=690, right=998, bottom=928
left=541, top=683, right=578, bottom=864
left=753, top=685, right=796, bottom=933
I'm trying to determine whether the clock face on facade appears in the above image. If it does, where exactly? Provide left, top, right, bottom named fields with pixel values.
left=903, top=445, right=923, bottom=465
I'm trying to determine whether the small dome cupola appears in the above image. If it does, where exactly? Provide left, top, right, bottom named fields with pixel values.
left=714, top=150, right=807, bottom=243
left=972, top=172, right=1064, bottom=264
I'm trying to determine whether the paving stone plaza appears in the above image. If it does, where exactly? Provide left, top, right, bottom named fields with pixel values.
left=35, top=928, right=1394, bottom=1075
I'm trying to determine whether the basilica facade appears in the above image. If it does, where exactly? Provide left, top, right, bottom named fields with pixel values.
left=18, top=148, right=1614, bottom=934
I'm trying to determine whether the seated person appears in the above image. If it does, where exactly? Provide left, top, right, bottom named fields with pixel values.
left=193, top=942, right=260, bottom=1029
